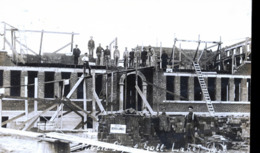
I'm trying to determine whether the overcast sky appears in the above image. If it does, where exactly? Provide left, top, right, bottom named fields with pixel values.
left=0, top=0, right=251, bottom=57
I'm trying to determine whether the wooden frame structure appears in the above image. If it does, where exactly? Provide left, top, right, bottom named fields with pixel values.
left=1, top=22, right=79, bottom=63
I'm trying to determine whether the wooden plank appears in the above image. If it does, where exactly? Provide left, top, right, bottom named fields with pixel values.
left=22, top=104, right=58, bottom=131
left=49, top=103, right=64, bottom=121
left=66, top=74, right=84, bottom=99
left=83, top=77, right=87, bottom=129
left=67, top=100, right=98, bottom=121
left=45, top=132, right=154, bottom=153
left=0, top=97, right=2, bottom=126
left=111, top=72, right=113, bottom=112
left=52, top=42, right=71, bottom=53
left=39, top=30, right=44, bottom=56
left=135, top=85, right=155, bottom=115
left=1, top=112, right=25, bottom=126
left=15, top=39, right=38, bottom=55
left=9, top=29, right=79, bottom=35
left=24, top=76, right=28, bottom=119
left=0, top=127, right=43, bottom=138
left=93, top=91, right=107, bottom=115
left=57, top=110, right=72, bottom=118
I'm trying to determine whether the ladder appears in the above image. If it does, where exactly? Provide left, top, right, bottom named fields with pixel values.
left=193, top=62, right=215, bottom=116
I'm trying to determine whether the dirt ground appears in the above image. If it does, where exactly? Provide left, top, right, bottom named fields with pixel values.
left=0, top=136, right=249, bottom=153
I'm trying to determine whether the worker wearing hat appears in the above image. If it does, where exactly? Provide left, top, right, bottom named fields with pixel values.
left=183, top=106, right=199, bottom=149
left=158, top=106, right=172, bottom=149
left=82, top=52, right=91, bottom=76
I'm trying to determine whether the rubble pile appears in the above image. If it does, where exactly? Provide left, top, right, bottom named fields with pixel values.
left=98, top=113, right=250, bottom=151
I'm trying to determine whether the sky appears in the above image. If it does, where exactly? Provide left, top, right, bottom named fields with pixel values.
left=0, top=0, right=252, bottom=58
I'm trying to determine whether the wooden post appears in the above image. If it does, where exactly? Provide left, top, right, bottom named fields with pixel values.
left=106, top=74, right=108, bottom=109
left=83, top=76, right=87, bottom=129
left=92, top=70, right=96, bottom=131
left=92, top=70, right=96, bottom=112
left=34, top=78, right=38, bottom=115
left=71, top=33, right=74, bottom=52
left=39, top=30, right=44, bottom=56
left=111, top=72, right=113, bottom=112
left=24, top=76, right=28, bottom=119
left=0, top=95, right=2, bottom=127
left=172, top=39, right=176, bottom=70
left=160, top=42, right=162, bottom=69
left=135, top=68, right=138, bottom=111
left=124, top=72, right=127, bottom=110
left=2, top=23, right=6, bottom=50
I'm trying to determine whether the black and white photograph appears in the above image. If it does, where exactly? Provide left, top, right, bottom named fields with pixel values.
left=0, top=0, right=251, bottom=152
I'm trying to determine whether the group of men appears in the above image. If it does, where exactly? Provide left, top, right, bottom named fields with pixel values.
left=73, top=36, right=121, bottom=67
left=73, top=36, right=171, bottom=72
left=123, top=46, right=155, bottom=68
left=158, top=105, right=199, bottom=150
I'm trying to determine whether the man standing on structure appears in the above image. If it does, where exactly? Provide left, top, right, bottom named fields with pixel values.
left=96, top=43, right=104, bottom=66
left=72, top=44, right=81, bottom=65
left=161, top=50, right=169, bottom=71
left=141, top=47, right=148, bottom=67
left=88, top=36, right=95, bottom=60
left=129, top=48, right=135, bottom=68
left=135, top=47, right=141, bottom=68
left=183, top=106, right=199, bottom=149
left=123, top=47, right=129, bottom=68
left=113, top=46, right=120, bottom=67
left=104, top=45, right=111, bottom=68
left=82, top=53, right=91, bottom=76
left=148, top=45, right=154, bottom=66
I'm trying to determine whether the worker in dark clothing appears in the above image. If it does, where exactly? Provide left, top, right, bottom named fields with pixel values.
left=72, top=44, right=81, bottom=65
left=161, top=50, right=168, bottom=71
left=129, top=48, right=135, bottom=67
left=183, top=106, right=199, bottom=149
left=88, top=36, right=95, bottom=59
left=104, top=46, right=111, bottom=68
left=82, top=53, right=91, bottom=76
left=158, top=107, right=172, bottom=150
left=141, top=47, right=148, bottom=67
left=96, top=43, right=104, bottom=66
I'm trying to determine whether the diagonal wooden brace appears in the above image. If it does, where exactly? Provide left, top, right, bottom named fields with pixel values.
left=135, top=85, right=155, bottom=115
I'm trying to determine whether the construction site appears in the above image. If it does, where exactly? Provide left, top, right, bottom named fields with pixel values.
left=0, top=22, right=251, bottom=152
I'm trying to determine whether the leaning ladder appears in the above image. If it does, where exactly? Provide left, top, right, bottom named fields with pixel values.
left=193, top=62, right=215, bottom=116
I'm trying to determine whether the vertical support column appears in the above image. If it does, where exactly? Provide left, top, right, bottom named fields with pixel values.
left=160, top=42, right=162, bottom=69
left=240, top=78, right=248, bottom=101
left=54, top=72, right=62, bottom=98
left=71, top=33, right=74, bottom=52
left=39, top=30, right=44, bottom=56
left=111, top=72, right=114, bottom=112
left=174, top=76, right=180, bottom=100
left=34, top=77, right=38, bottom=127
left=92, top=70, right=97, bottom=131
left=83, top=76, right=87, bottom=129
left=21, top=71, right=27, bottom=97
left=215, top=77, right=222, bottom=101
left=3, top=70, right=10, bottom=96
left=24, top=76, right=28, bottom=119
left=70, top=72, right=78, bottom=99
left=2, top=22, right=6, bottom=50
left=228, top=77, right=235, bottom=101
left=188, top=76, right=194, bottom=101
left=0, top=96, right=2, bottom=127
left=119, top=83, right=124, bottom=111
left=142, top=84, right=147, bottom=110
left=38, top=71, right=45, bottom=98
